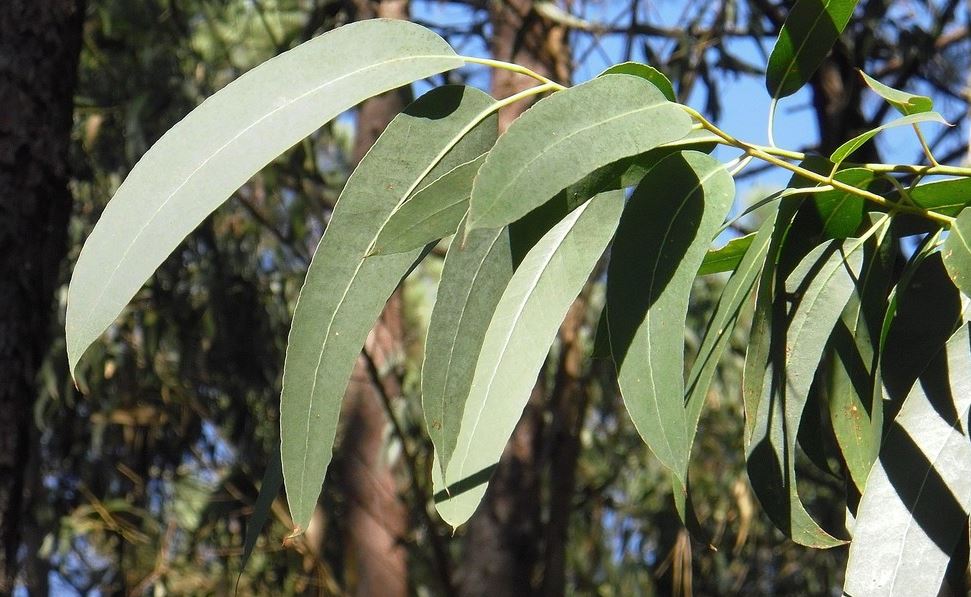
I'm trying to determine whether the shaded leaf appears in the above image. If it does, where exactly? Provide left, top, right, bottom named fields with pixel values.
left=240, top=448, right=283, bottom=574
left=422, top=220, right=513, bottom=475
left=698, top=232, right=756, bottom=276
left=859, top=70, right=933, bottom=115
left=66, top=19, right=462, bottom=374
left=766, top=0, right=860, bottom=98
left=435, top=191, right=625, bottom=528
left=468, top=74, right=692, bottom=230
left=608, top=151, right=735, bottom=487
left=942, top=207, right=971, bottom=298
left=844, top=324, right=971, bottom=597
left=371, top=154, right=488, bottom=255
left=813, top=168, right=873, bottom=238
left=281, top=86, right=497, bottom=532
left=830, top=112, right=948, bottom=168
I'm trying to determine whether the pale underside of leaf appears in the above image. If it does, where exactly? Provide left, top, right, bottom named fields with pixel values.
left=281, top=86, right=498, bottom=533
left=65, top=19, right=463, bottom=375
left=607, top=151, right=735, bottom=488
left=844, top=324, right=971, bottom=597
left=434, top=191, right=625, bottom=528
left=468, top=74, right=692, bottom=231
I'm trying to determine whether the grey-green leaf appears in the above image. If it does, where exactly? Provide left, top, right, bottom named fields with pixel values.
left=860, top=70, right=933, bottom=115
left=371, top=154, right=488, bottom=256
left=844, top=324, right=971, bottom=597
left=65, top=19, right=463, bottom=375
left=766, top=0, right=860, bottom=98
left=467, top=74, right=692, bottom=231
left=435, top=191, right=625, bottom=528
left=747, top=239, right=863, bottom=548
left=942, top=207, right=971, bottom=299
left=599, top=62, right=677, bottom=101
left=281, top=86, right=497, bottom=533
left=240, top=447, right=283, bottom=574
left=422, top=220, right=513, bottom=476
left=607, top=151, right=735, bottom=487
left=830, top=112, right=948, bottom=168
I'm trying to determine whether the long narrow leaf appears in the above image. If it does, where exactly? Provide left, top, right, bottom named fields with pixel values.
left=281, top=86, right=497, bottom=533
left=435, top=191, right=625, bottom=528
left=66, top=19, right=462, bottom=374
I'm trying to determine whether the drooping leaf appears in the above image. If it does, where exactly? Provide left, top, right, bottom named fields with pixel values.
left=830, top=112, right=948, bottom=168
left=766, top=0, right=860, bottom=99
left=827, top=218, right=894, bottom=492
left=422, top=220, right=513, bottom=475
left=844, top=324, right=971, bottom=597
left=65, top=19, right=463, bottom=375
left=467, top=74, right=692, bottom=231
left=747, top=239, right=864, bottom=548
left=698, top=232, right=756, bottom=276
left=942, top=207, right=971, bottom=298
left=371, top=154, right=487, bottom=256
left=281, top=86, right=497, bottom=533
left=813, top=168, right=873, bottom=238
left=599, top=61, right=677, bottom=101
left=240, top=447, right=283, bottom=573
left=859, top=70, right=933, bottom=115
left=435, top=191, right=625, bottom=528
left=607, top=151, right=735, bottom=487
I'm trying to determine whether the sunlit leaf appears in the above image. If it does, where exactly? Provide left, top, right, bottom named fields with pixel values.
left=859, top=70, right=933, bottom=115
left=766, top=0, right=860, bottom=98
left=830, top=112, right=948, bottom=168
left=468, top=74, right=692, bottom=230
left=844, top=324, right=971, bottom=597
left=599, top=61, right=677, bottom=101
left=66, top=19, right=463, bottom=375
left=281, top=86, right=497, bottom=532
left=942, top=207, right=971, bottom=298
left=698, top=232, right=756, bottom=276
left=435, top=191, right=624, bottom=528
left=813, top=168, right=873, bottom=238
left=371, top=154, right=487, bottom=256
left=608, top=151, right=734, bottom=487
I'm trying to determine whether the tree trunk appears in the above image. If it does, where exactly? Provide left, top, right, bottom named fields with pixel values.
left=0, top=0, right=85, bottom=592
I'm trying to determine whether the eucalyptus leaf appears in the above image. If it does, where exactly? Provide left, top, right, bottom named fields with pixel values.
left=766, top=0, right=860, bottom=98
left=942, top=207, right=971, bottom=298
left=281, top=86, right=497, bottom=533
left=813, top=168, right=873, bottom=238
left=65, top=19, right=463, bottom=375
left=423, top=220, right=513, bottom=476
left=371, top=154, right=487, bottom=255
left=698, top=232, right=756, bottom=276
left=844, top=324, right=971, bottom=597
left=435, top=191, right=625, bottom=528
left=468, top=74, right=692, bottom=231
left=830, top=112, right=948, bottom=168
left=607, top=151, right=734, bottom=487
left=747, top=239, right=863, bottom=548
left=599, top=61, right=677, bottom=101
left=240, top=448, right=283, bottom=574
left=859, top=70, right=933, bottom=115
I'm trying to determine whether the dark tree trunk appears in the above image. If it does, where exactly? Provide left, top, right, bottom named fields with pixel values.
left=0, top=0, right=85, bottom=592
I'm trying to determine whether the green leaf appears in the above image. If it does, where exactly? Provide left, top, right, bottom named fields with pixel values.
left=65, top=19, right=463, bottom=375
left=813, top=168, right=873, bottom=238
left=468, top=74, right=692, bottom=231
left=435, top=191, right=625, bottom=528
left=942, top=207, right=971, bottom=298
left=240, top=448, right=283, bottom=574
left=766, top=0, right=860, bottom=98
left=698, top=232, right=756, bottom=276
left=599, top=62, right=677, bottom=101
left=908, top=177, right=971, bottom=217
left=827, top=221, right=893, bottom=492
left=844, top=324, right=971, bottom=596
left=371, top=154, right=487, bottom=256
left=422, top=220, right=513, bottom=476
left=607, top=151, right=735, bottom=487
left=747, top=239, right=863, bottom=548
left=281, top=86, right=497, bottom=533
left=830, top=112, right=948, bottom=168
left=859, top=70, right=933, bottom=115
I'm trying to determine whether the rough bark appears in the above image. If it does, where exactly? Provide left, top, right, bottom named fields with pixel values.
left=0, top=0, right=85, bottom=592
